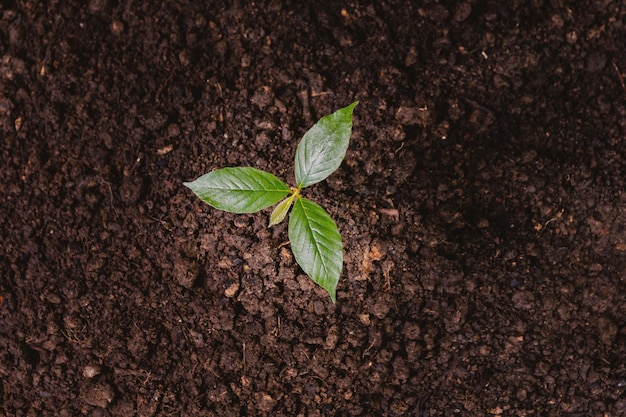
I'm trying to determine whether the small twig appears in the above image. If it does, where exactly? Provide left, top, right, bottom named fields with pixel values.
left=311, top=91, right=332, bottom=97
left=155, top=72, right=174, bottom=103
left=242, top=342, right=246, bottom=373
left=544, top=208, right=564, bottom=228
left=379, top=208, right=399, bottom=219
left=461, top=97, right=494, bottom=115
left=612, top=59, right=626, bottom=96
left=271, top=316, right=281, bottom=337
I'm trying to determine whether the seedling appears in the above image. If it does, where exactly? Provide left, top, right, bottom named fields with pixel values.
left=184, top=102, right=358, bottom=302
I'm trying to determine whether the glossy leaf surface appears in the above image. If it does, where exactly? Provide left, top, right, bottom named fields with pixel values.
left=294, top=102, right=358, bottom=188
left=184, top=167, right=289, bottom=213
left=289, top=197, right=342, bottom=302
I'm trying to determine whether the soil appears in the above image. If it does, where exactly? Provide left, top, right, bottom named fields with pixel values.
left=1, top=0, right=626, bottom=416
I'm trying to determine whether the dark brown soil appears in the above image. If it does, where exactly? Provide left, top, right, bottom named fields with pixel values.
left=2, top=1, right=626, bottom=416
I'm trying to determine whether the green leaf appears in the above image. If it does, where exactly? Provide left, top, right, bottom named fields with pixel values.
left=269, top=193, right=295, bottom=226
left=184, top=167, right=289, bottom=213
left=289, top=197, right=342, bottom=302
left=295, top=102, right=358, bottom=188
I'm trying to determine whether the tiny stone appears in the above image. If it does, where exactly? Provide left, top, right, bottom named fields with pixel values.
left=83, top=365, right=101, bottom=378
left=233, top=218, right=248, bottom=228
left=359, top=314, right=371, bottom=325
left=224, top=282, right=240, bottom=298
left=111, top=21, right=124, bottom=36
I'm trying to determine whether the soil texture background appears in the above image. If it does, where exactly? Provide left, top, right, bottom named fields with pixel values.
left=2, top=1, right=626, bottom=416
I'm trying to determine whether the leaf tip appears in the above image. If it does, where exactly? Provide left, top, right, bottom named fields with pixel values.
left=269, top=195, right=295, bottom=227
left=328, top=288, right=337, bottom=303
left=268, top=215, right=284, bottom=227
left=342, top=101, right=358, bottom=117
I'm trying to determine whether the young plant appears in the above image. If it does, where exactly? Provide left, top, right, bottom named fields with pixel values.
left=184, top=102, right=358, bottom=302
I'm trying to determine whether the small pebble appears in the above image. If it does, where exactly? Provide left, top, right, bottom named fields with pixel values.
left=83, top=365, right=101, bottom=378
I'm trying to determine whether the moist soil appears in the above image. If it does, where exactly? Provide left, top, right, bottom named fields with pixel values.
left=1, top=1, right=626, bottom=416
